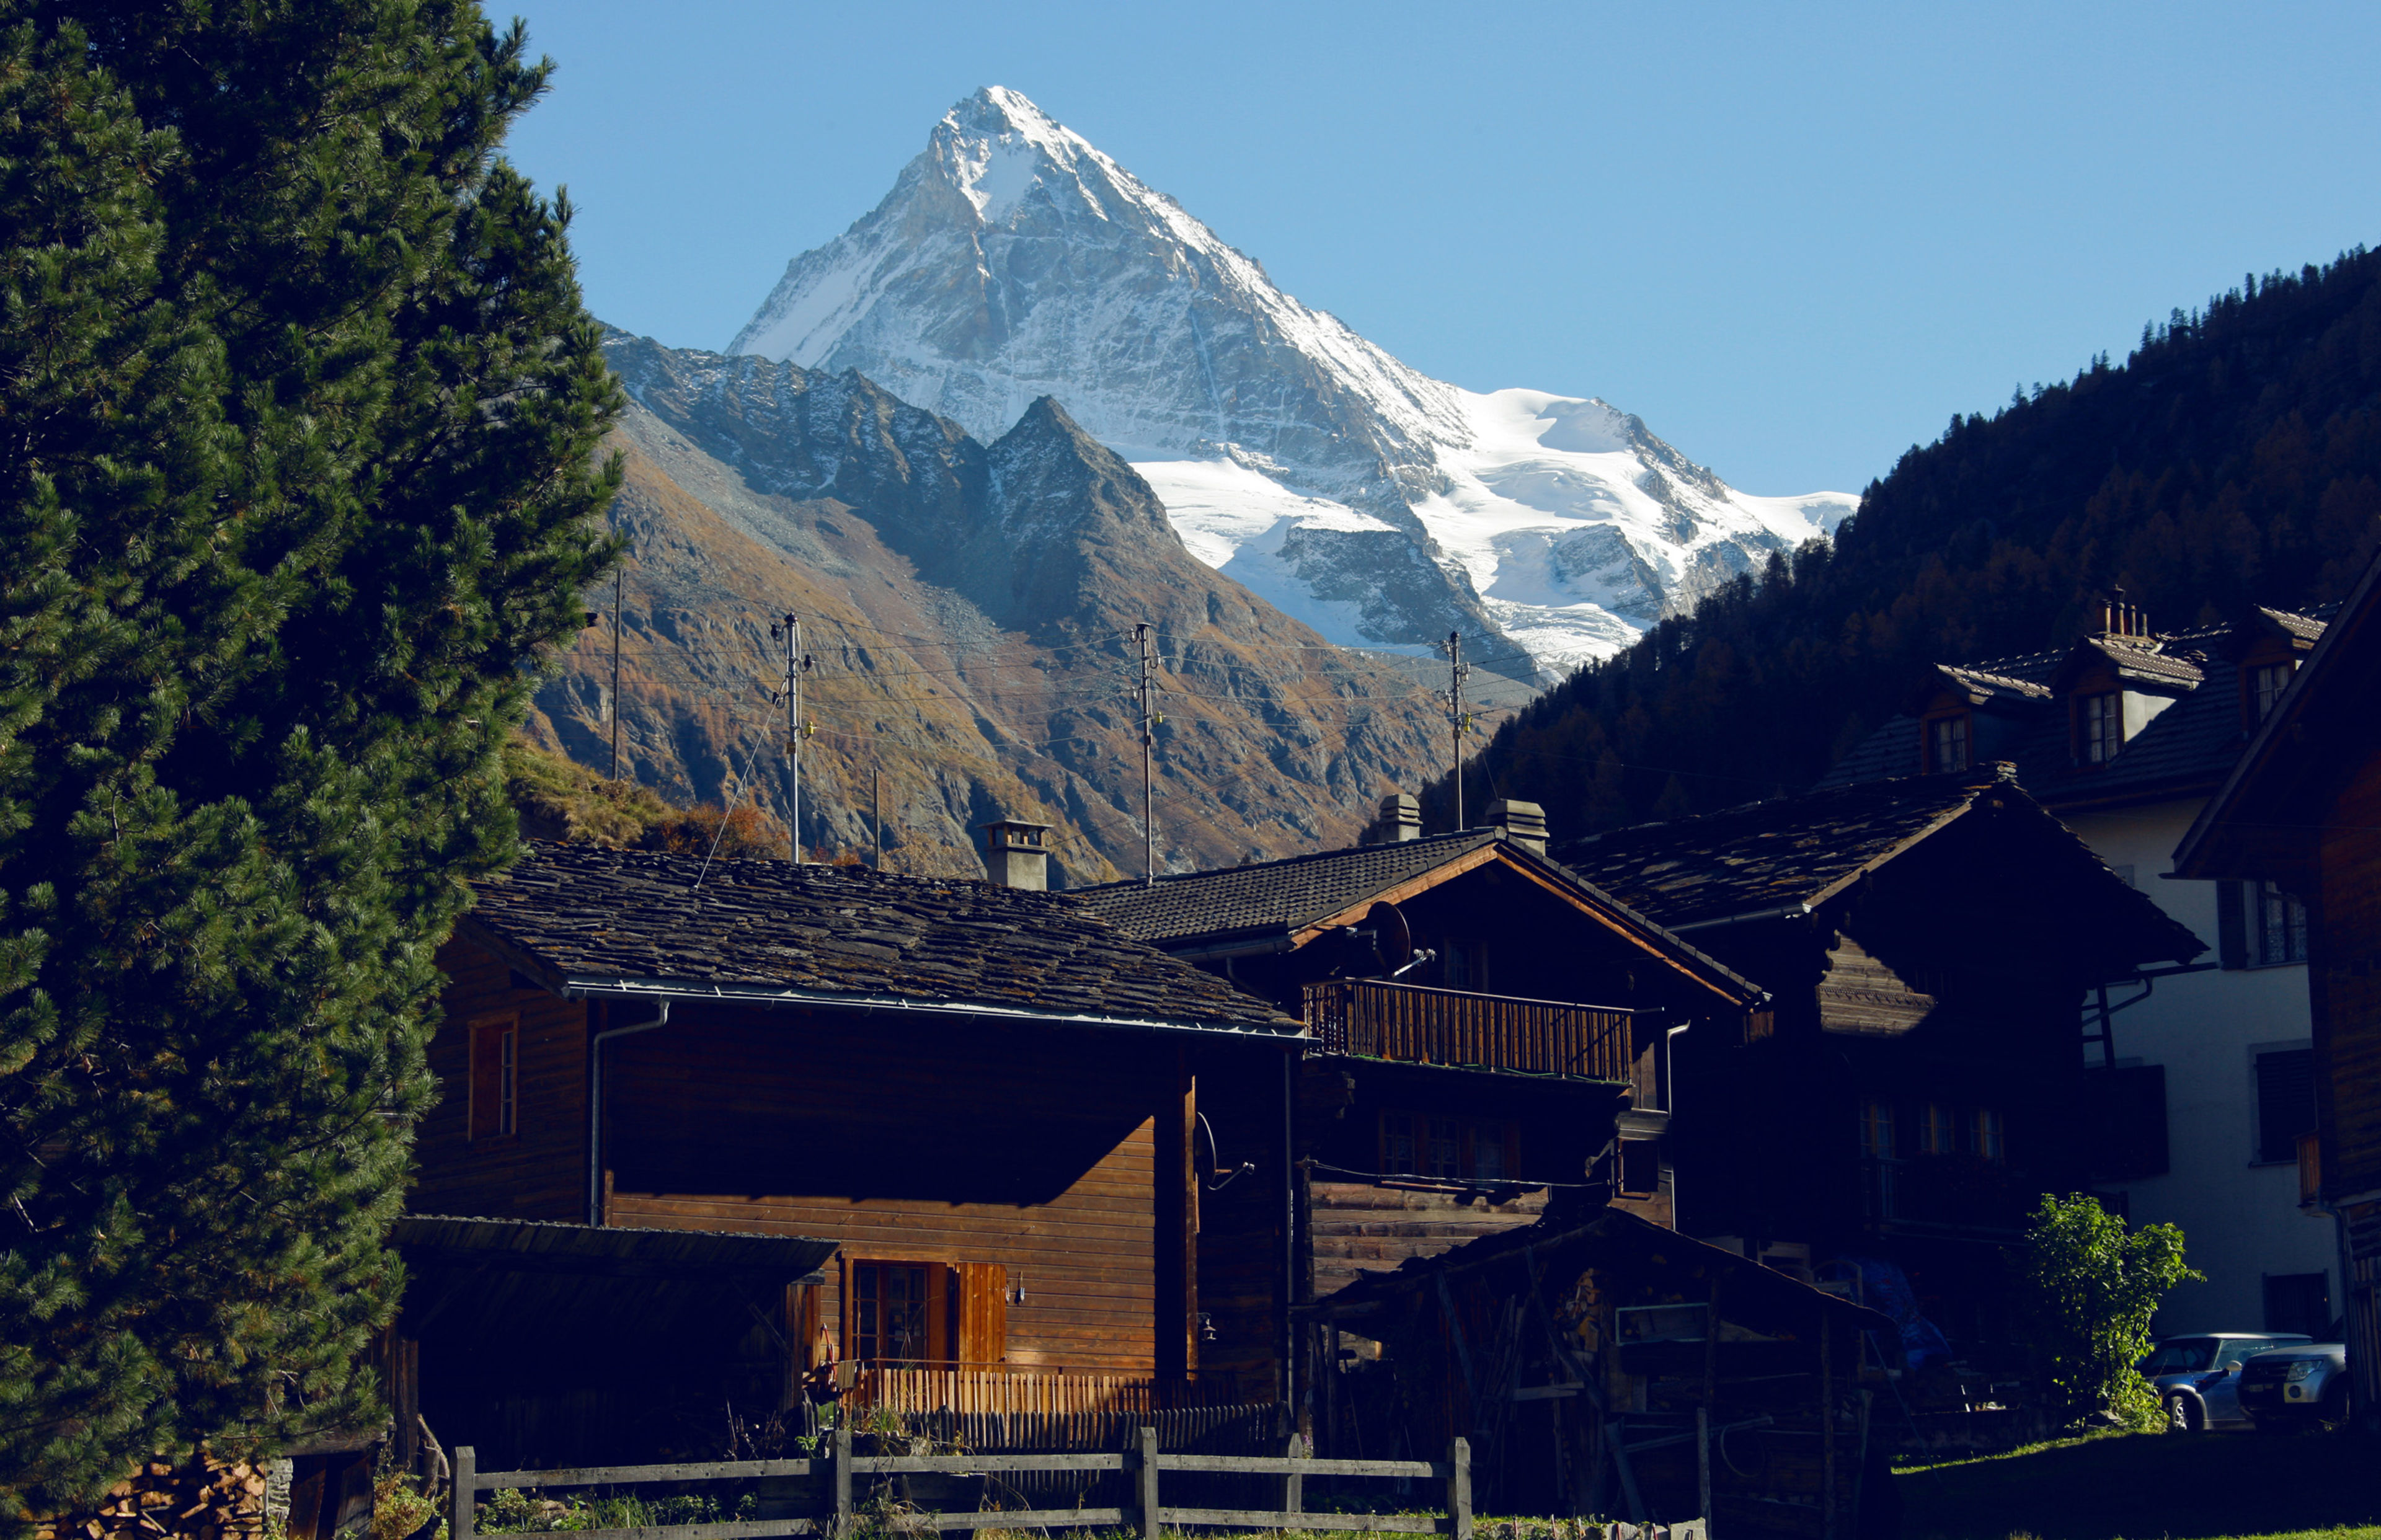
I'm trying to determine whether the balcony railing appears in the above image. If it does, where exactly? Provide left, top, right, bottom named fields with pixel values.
left=1301, top=979, right=1630, bottom=1081
left=838, top=1363, right=1267, bottom=1451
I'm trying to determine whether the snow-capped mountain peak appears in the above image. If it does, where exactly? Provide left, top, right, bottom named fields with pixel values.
left=732, top=88, right=1857, bottom=677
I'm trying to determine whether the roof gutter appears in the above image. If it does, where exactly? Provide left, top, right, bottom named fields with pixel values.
left=588, top=999, right=669, bottom=1226
left=556, top=975, right=1306, bottom=1042
left=1668, top=901, right=1812, bottom=934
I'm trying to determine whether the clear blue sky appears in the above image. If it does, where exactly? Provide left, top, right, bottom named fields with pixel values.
left=502, top=1, right=2381, bottom=497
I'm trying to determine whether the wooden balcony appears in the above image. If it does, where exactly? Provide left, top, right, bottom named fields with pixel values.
left=1301, top=979, right=1630, bottom=1081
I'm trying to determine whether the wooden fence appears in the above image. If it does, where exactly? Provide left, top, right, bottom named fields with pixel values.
left=452, top=1428, right=1484, bottom=1539
left=1303, top=981, right=1630, bottom=1082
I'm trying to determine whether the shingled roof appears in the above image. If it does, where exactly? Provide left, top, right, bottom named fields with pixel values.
left=1554, top=772, right=1988, bottom=931
left=1074, top=830, right=1502, bottom=947
left=461, top=843, right=1301, bottom=1035
left=1822, top=609, right=2331, bottom=807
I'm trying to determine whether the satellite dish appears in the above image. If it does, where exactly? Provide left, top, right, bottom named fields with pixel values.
left=1365, top=901, right=1413, bottom=975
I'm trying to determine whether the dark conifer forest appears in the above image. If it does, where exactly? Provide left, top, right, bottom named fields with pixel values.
left=1432, top=247, right=2381, bottom=836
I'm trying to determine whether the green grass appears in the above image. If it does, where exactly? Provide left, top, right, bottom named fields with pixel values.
left=1897, top=1428, right=2381, bottom=1540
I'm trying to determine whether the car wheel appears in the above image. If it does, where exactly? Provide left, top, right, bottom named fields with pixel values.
left=2164, top=1394, right=2204, bottom=1433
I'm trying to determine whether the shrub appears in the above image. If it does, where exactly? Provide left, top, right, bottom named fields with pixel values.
left=2018, top=1192, right=2201, bottom=1427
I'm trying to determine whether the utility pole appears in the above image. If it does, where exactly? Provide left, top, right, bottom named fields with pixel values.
left=608, top=569, right=624, bottom=781
left=1442, top=630, right=1472, bottom=831
left=1137, top=622, right=1158, bottom=886
left=771, top=613, right=811, bottom=864
left=872, top=768, right=884, bottom=872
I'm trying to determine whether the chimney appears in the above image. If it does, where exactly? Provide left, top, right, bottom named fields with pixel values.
left=2097, top=587, right=2148, bottom=639
left=1488, top=799, right=1548, bottom=855
left=979, top=818, right=1052, bottom=890
left=1370, top=793, right=1422, bottom=844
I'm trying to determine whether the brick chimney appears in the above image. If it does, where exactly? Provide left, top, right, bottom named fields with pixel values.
left=1488, top=799, right=1548, bottom=855
left=1365, top=792, right=1421, bottom=844
left=979, top=818, right=1052, bottom=890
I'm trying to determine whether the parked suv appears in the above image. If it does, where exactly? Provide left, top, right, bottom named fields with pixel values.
left=2140, top=1334, right=2314, bottom=1432
left=2238, top=1337, right=2352, bottom=1432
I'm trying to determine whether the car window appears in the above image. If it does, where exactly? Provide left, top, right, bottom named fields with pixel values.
left=2213, top=1339, right=2268, bottom=1367
left=2140, top=1338, right=2217, bottom=1373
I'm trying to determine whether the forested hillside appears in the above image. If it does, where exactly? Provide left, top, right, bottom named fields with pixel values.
left=1435, top=247, right=2381, bottom=836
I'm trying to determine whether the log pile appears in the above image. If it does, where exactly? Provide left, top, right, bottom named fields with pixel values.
left=36, top=1458, right=269, bottom=1540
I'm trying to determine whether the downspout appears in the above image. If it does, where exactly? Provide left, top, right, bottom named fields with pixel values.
left=587, top=999, right=671, bottom=1226
left=1282, top=1047, right=1298, bottom=1426
left=1664, top=1022, right=1691, bottom=1228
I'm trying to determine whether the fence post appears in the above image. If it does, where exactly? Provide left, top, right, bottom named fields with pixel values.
left=1284, top=1432, right=1305, bottom=1516
left=1446, top=1436, right=1471, bottom=1540
left=831, top=1421, right=852, bottom=1538
left=451, top=1447, right=476, bottom=1540
left=1138, top=1425, right=1161, bottom=1540
left=1696, top=1407, right=1711, bottom=1534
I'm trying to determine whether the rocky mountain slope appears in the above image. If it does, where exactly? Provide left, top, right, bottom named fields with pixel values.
left=731, top=86, right=1858, bottom=676
left=522, top=331, right=1458, bottom=882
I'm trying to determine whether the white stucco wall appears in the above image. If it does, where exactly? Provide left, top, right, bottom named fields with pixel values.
left=2067, top=798, right=2341, bottom=1332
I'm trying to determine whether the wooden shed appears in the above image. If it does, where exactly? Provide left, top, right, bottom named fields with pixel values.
left=1306, top=1208, right=1897, bottom=1539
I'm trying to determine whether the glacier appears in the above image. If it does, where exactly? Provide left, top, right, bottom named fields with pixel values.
left=732, top=85, right=1858, bottom=679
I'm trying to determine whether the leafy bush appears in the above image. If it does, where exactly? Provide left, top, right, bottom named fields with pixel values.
left=2019, top=1193, right=2201, bottom=1427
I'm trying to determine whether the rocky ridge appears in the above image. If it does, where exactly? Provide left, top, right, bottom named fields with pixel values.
left=525, top=332, right=1458, bottom=882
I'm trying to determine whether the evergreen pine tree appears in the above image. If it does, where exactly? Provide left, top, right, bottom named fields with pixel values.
left=0, top=2, right=621, bottom=1521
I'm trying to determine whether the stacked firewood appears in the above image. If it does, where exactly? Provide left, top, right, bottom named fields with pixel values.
left=37, top=1458, right=269, bottom=1540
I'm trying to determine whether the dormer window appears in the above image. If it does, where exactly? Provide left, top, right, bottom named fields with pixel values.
left=2078, top=692, right=2123, bottom=764
left=2249, top=661, right=2294, bottom=724
left=1926, top=714, right=1971, bottom=773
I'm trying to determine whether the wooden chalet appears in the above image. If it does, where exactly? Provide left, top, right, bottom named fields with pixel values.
left=1553, top=768, right=2204, bottom=1393
left=1821, top=596, right=2339, bottom=1335
left=2175, top=550, right=2381, bottom=1431
left=415, top=841, right=1305, bottom=1466
left=1306, top=1209, right=1895, bottom=1536
left=1073, top=796, right=1766, bottom=1436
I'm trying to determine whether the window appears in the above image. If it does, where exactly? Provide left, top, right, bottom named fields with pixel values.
left=1927, top=714, right=1971, bottom=774
left=1443, top=942, right=1489, bottom=991
left=2078, top=692, right=2123, bottom=764
left=469, top=1019, right=517, bottom=1140
left=2255, top=1050, right=2317, bottom=1165
left=851, top=1262, right=936, bottom=1364
left=1859, top=1097, right=1895, bottom=1160
left=846, top=1261, right=1006, bottom=1367
left=1970, top=1108, right=2006, bottom=1164
left=1380, top=1111, right=1517, bottom=1182
left=2249, top=661, right=2294, bottom=723
left=2253, top=881, right=2309, bottom=965
left=1617, top=1138, right=1662, bottom=1196
left=1920, top=1102, right=1958, bottom=1156
left=2263, top=1273, right=2330, bottom=1339
left=2219, top=880, right=2309, bottom=968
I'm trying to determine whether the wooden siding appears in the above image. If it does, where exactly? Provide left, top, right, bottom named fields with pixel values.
left=418, top=939, right=590, bottom=1222
left=2319, top=759, right=2381, bottom=1197
left=1306, top=1180, right=1547, bottom=1301
left=600, top=1004, right=1186, bottom=1376
left=1816, top=935, right=1940, bottom=1037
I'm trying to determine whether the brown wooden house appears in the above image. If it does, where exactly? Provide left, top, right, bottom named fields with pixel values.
left=416, top=841, right=1305, bottom=1463
left=1553, top=768, right=2204, bottom=1392
left=2175, top=549, right=2381, bottom=1431
left=1073, top=796, right=1766, bottom=1435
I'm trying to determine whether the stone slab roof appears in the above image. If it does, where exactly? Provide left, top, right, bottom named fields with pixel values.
left=1822, top=610, right=2330, bottom=807
left=1554, top=773, right=1987, bottom=930
left=462, top=842, right=1301, bottom=1035
left=1074, top=831, right=1502, bottom=946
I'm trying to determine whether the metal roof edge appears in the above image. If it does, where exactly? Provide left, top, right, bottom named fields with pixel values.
left=554, top=973, right=1308, bottom=1040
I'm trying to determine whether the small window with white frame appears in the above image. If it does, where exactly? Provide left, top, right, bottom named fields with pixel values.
left=1927, top=714, right=1971, bottom=774
left=2078, top=692, right=2123, bottom=764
